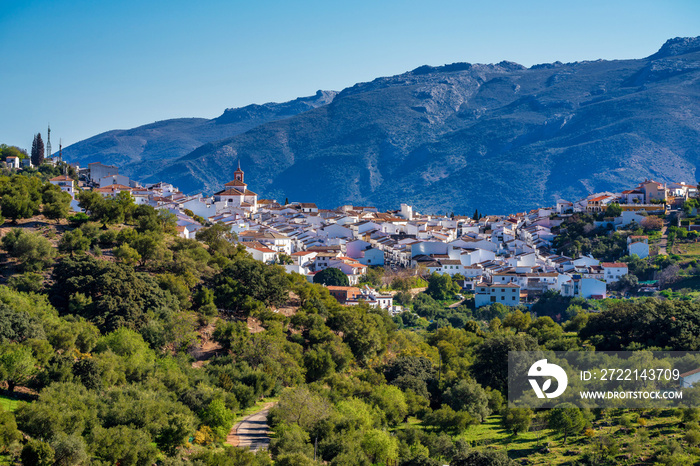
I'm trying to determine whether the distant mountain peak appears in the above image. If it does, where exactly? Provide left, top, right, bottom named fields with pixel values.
left=649, top=36, right=700, bottom=59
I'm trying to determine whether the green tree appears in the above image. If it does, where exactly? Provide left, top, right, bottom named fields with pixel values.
left=201, top=399, right=234, bottom=441
left=72, top=358, right=102, bottom=390
left=502, top=407, right=533, bottom=435
left=269, top=386, right=331, bottom=432
left=58, top=229, right=91, bottom=256
left=1, top=191, right=38, bottom=222
left=22, top=439, right=54, bottom=466
left=471, top=333, right=539, bottom=392
left=423, top=406, right=473, bottom=434
left=0, top=406, right=22, bottom=452
left=451, top=449, right=517, bottom=466
left=213, top=257, right=290, bottom=312
left=0, top=342, right=37, bottom=391
left=359, top=266, right=384, bottom=288
left=113, top=243, right=141, bottom=266
left=50, top=432, right=89, bottom=466
left=7, top=272, right=44, bottom=293
left=605, top=202, right=622, bottom=217
left=361, top=428, right=398, bottom=464
left=548, top=403, right=585, bottom=444
left=425, top=272, right=458, bottom=300
left=370, top=384, right=408, bottom=426
left=443, top=379, right=491, bottom=422
left=195, top=222, right=237, bottom=256
left=313, top=267, right=349, bottom=287
left=0, top=144, right=27, bottom=160
left=90, top=425, right=158, bottom=466
left=30, top=133, right=44, bottom=166
left=270, top=422, right=313, bottom=458
left=1, top=229, right=56, bottom=271
left=42, top=188, right=71, bottom=221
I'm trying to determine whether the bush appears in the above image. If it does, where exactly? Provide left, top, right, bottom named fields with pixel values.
left=313, top=267, right=349, bottom=287
left=7, top=272, right=44, bottom=293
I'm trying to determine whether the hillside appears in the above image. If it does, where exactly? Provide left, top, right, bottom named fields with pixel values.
left=139, top=37, right=700, bottom=214
left=61, top=90, right=337, bottom=179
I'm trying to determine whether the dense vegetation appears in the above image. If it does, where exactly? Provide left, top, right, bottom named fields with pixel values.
left=1, top=172, right=700, bottom=465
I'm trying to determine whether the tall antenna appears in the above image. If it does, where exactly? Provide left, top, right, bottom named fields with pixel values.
left=46, top=125, right=52, bottom=160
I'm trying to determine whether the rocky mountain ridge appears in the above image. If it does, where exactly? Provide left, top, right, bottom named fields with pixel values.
left=67, top=38, right=700, bottom=214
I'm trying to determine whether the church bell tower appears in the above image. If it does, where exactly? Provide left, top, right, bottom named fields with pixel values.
left=234, top=159, right=244, bottom=183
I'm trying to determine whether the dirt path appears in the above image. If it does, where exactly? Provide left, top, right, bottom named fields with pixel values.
left=448, top=298, right=466, bottom=309
left=226, top=402, right=276, bottom=451
left=190, top=322, right=222, bottom=368
left=658, top=221, right=669, bottom=255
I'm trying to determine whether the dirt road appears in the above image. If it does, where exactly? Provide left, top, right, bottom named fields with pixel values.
left=226, top=402, right=276, bottom=451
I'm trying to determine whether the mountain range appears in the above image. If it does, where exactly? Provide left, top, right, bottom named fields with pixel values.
left=64, top=37, right=700, bottom=214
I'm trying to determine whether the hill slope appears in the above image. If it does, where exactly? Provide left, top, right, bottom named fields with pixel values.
left=62, top=90, right=337, bottom=179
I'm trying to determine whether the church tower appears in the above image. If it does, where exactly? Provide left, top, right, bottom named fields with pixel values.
left=234, top=159, right=244, bottom=183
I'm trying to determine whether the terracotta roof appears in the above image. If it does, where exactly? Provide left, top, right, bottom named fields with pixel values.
left=224, top=180, right=247, bottom=187
left=94, top=184, right=131, bottom=192
left=49, top=175, right=73, bottom=182
left=243, top=189, right=258, bottom=196
left=291, top=251, right=314, bottom=256
left=440, top=260, right=462, bottom=265
left=680, top=367, right=700, bottom=378
left=216, top=188, right=244, bottom=196
left=602, top=262, right=628, bottom=268
left=589, top=195, right=611, bottom=202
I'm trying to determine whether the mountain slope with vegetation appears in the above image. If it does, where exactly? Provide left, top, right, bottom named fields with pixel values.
left=61, top=91, right=337, bottom=179
left=139, top=37, right=700, bottom=214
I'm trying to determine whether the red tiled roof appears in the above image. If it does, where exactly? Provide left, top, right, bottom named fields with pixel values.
left=602, top=262, right=627, bottom=268
left=94, top=184, right=131, bottom=192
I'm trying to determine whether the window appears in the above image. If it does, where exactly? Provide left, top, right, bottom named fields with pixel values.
left=512, top=296, right=516, bottom=301
left=490, top=296, right=496, bottom=302
left=501, top=296, right=505, bottom=301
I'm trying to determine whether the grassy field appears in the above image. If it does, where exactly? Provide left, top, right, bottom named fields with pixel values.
left=672, top=241, right=700, bottom=259
left=0, top=395, right=20, bottom=412
left=395, top=410, right=690, bottom=465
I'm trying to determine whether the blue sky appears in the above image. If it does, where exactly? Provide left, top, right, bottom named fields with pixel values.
left=1, top=0, right=698, bottom=150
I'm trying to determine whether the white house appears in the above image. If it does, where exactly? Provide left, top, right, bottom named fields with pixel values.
left=627, top=236, right=649, bottom=259
left=602, top=262, right=629, bottom=283
left=680, top=368, right=700, bottom=388
left=5, top=156, right=20, bottom=169
left=99, top=174, right=135, bottom=188
left=360, top=248, right=385, bottom=266
left=244, top=242, right=278, bottom=263
left=49, top=175, right=77, bottom=198
left=346, top=286, right=394, bottom=310
left=474, top=283, right=521, bottom=308
left=561, top=277, right=606, bottom=299
left=88, top=162, right=119, bottom=183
